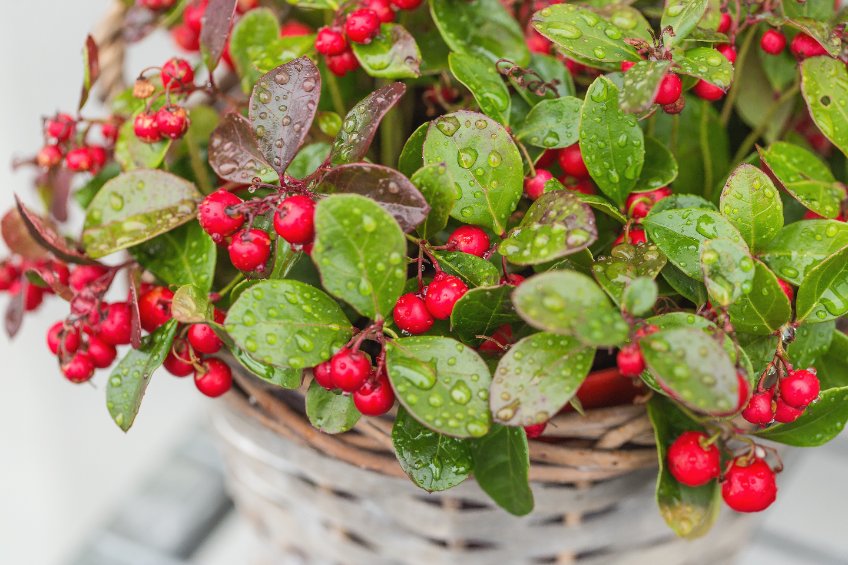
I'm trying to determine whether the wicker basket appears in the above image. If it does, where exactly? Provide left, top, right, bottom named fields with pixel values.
left=211, top=369, right=756, bottom=564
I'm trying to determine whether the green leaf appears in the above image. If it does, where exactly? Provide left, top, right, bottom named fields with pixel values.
left=490, top=332, right=594, bottom=426
left=449, top=53, right=510, bottom=125
left=513, top=270, right=629, bottom=347
left=287, top=142, right=331, bottom=179
left=755, top=387, right=848, bottom=446
left=650, top=194, right=717, bottom=216
left=352, top=23, right=421, bottom=79
left=787, top=18, right=842, bottom=57
left=647, top=311, right=748, bottom=369
left=225, top=280, right=352, bottom=369
left=499, top=190, right=597, bottom=265
left=313, top=194, right=407, bottom=320
left=661, top=0, right=709, bottom=47
left=385, top=336, right=492, bottom=438
left=129, top=221, right=216, bottom=292
left=817, top=330, right=848, bottom=389
left=398, top=123, right=427, bottom=178
left=638, top=136, right=679, bottom=191
left=411, top=164, right=457, bottom=240
left=579, top=76, right=644, bottom=206
left=738, top=333, right=779, bottom=377
left=623, top=277, right=659, bottom=317
left=674, top=47, right=733, bottom=89
left=700, top=238, right=755, bottom=307
left=331, top=83, right=406, bottom=165
left=423, top=111, right=523, bottom=235
left=107, top=320, right=178, bottom=431
left=801, top=56, right=848, bottom=159
left=231, top=347, right=302, bottom=389
left=620, top=60, right=672, bottom=114
left=229, top=8, right=280, bottom=92
left=796, top=245, right=848, bottom=323
left=392, top=407, right=473, bottom=491
left=727, top=260, right=792, bottom=335
left=642, top=209, right=745, bottom=279
left=515, top=97, right=580, bottom=150
left=432, top=251, right=500, bottom=287
left=83, top=170, right=201, bottom=259
left=576, top=192, right=627, bottom=224
left=719, top=164, right=783, bottom=252
left=597, top=4, right=653, bottom=42
left=450, top=285, right=519, bottom=345
left=760, top=220, right=848, bottom=285
left=641, top=327, right=738, bottom=415
left=647, top=395, right=721, bottom=539
left=532, top=4, right=639, bottom=70
left=662, top=264, right=707, bottom=305
left=783, top=0, right=834, bottom=20
left=471, top=425, right=534, bottom=515
left=114, top=118, right=171, bottom=171
left=171, top=284, right=211, bottom=323
left=758, top=142, right=844, bottom=219
left=593, top=242, right=667, bottom=305
left=305, top=381, right=361, bottom=434
left=788, top=321, right=835, bottom=368
left=430, top=0, right=529, bottom=66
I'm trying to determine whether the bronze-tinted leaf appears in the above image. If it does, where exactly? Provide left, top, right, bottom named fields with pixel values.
left=14, top=196, right=92, bottom=264
left=319, top=163, right=429, bottom=232
left=78, top=35, right=100, bottom=111
left=25, top=263, right=73, bottom=301
left=1, top=208, right=49, bottom=260
left=331, top=83, right=406, bottom=165
left=4, top=284, right=25, bottom=338
left=208, top=113, right=276, bottom=184
left=200, top=0, right=238, bottom=71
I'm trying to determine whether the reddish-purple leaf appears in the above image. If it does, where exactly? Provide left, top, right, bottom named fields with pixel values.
left=1, top=209, right=49, bottom=260
left=249, top=57, right=321, bottom=179
left=128, top=266, right=143, bottom=349
left=5, top=284, right=25, bottom=338
left=319, top=163, right=430, bottom=232
left=25, top=264, right=73, bottom=301
left=14, top=196, right=94, bottom=265
left=330, top=83, right=407, bottom=165
left=41, top=167, right=74, bottom=222
left=201, top=0, right=238, bottom=72
left=78, top=35, right=101, bottom=111
left=208, top=113, right=276, bottom=184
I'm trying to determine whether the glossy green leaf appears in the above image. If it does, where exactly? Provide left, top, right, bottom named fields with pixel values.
left=411, top=164, right=456, bottom=240
left=623, top=277, right=659, bottom=317
left=638, top=136, right=679, bottom=190
left=430, top=0, right=529, bottom=66
left=331, top=83, right=406, bottom=165
left=647, top=311, right=748, bottom=369
left=719, top=164, right=783, bottom=252
left=385, top=336, right=492, bottom=438
left=796, top=245, right=848, bottom=323
left=352, top=23, right=421, bottom=79
left=755, top=387, right=848, bottom=446
left=515, top=97, right=581, bottom=149
left=225, top=280, right=352, bottom=369
left=83, top=170, right=201, bottom=259
left=471, top=425, right=534, bottom=516
left=229, top=8, right=280, bottom=92
left=305, top=381, right=361, bottom=434
left=287, top=142, right=331, bottom=179
left=801, top=56, right=848, bottom=158
left=532, top=4, right=639, bottom=70
left=449, top=53, right=510, bottom=125
left=313, top=194, right=407, bottom=320
left=661, top=0, right=709, bottom=46
left=579, top=76, right=644, bottom=206
left=597, top=4, right=653, bottom=42
left=398, top=123, right=427, bottom=178
left=727, top=260, right=792, bottom=335
left=576, top=193, right=627, bottom=224
left=392, top=407, right=473, bottom=492
left=738, top=333, right=779, bottom=378
left=760, top=220, right=848, bottom=285
left=107, top=320, right=178, bottom=432
left=593, top=242, right=667, bottom=305
left=700, top=238, right=755, bottom=307
left=513, top=270, right=629, bottom=347
left=432, top=251, right=500, bottom=287
left=651, top=194, right=717, bottom=216
left=423, top=111, right=523, bottom=235
left=783, top=0, right=834, bottom=19
left=450, top=285, right=519, bottom=345
left=758, top=142, right=844, bottom=220
left=490, top=332, right=594, bottom=426
left=114, top=118, right=171, bottom=172
left=232, top=347, right=302, bottom=389
left=788, top=321, right=835, bottom=368
left=674, top=47, right=733, bottom=89
left=662, top=264, right=708, bottom=305
left=620, top=60, right=672, bottom=114
left=499, top=190, right=597, bottom=265
left=817, top=331, right=848, bottom=389
left=171, top=284, right=211, bottom=323
left=130, top=221, right=216, bottom=292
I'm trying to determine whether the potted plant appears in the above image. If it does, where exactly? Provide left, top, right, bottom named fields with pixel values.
left=5, top=0, right=848, bottom=560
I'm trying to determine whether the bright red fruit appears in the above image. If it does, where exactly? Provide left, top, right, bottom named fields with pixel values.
left=424, top=273, right=468, bottom=319
left=0, top=263, right=17, bottom=291
left=101, top=122, right=120, bottom=142
left=62, top=352, right=95, bottom=383
left=390, top=0, right=422, bottom=9
left=526, top=29, right=551, bottom=54
left=717, top=13, right=731, bottom=33
left=37, top=145, right=63, bottom=168
left=172, top=23, right=201, bottom=51
left=363, top=0, right=395, bottom=23
left=138, top=286, right=174, bottom=332
left=501, top=273, right=525, bottom=286
left=315, top=27, right=348, bottom=56
left=141, top=0, right=176, bottom=10
left=161, top=57, right=194, bottom=91
left=198, top=189, right=245, bottom=240
left=654, top=73, right=682, bottom=105
left=164, top=339, right=194, bottom=377
left=562, top=177, right=595, bottom=195
left=777, top=279, right=794, bottom=302
left=353, top=371, right=396, bottom=416
left=99, top=302, right=132, bottom=345
left=188, top=323, right=223, bottom=354
left=448, top=225, right=490, bottom=257
left=524, top=422, right=548, bottom=439
left=736, top=371, right=751, bottom=412
left=722, top=457, right=777, bottom=513
left=558, top=143, right=589, bottom=179
left=716, top=43, right=737, bottom=64
left=87, top=145, right=108, bottom=172
left=47, top=322, right=81, bottom=355
left=194, top=358, right=233, bottom=397
left=87, top=336, right=117, bottom=369
left=780, top=368, right=819, bottom=409
left=614, top=227, right=647, bottom=246
left=65, top=148, right=93, bottom=172
left=228, top=229, right=272, bottom=272
left=668, top=431, right=721, bottom=487
left=625, top=186, right=672, bottom=218
left=692, top=80, right=725, bottom=101
left=393, top=293, right=434, bottom=334
left=761, top=29, right=786, bottom=55
left=524, top=169, right=553, bottom=200
left=274, top=195, right=316, bottom=245
left=280, top=21, right=312, bottom=37
left=183, top=1, right=207, bottom=33
left=344, top=9, right=381, bottom=44
left=156, top=106, right=190, bottom=139
left=742, top=389, right=775, bottom=426
left=45, top=113, right=75, bottom=142
left=330, top=348, right=372, bottom=392
left=620, top=60, right=636, bottom=72
left=790, top=33, right=827, bottom=60
left=774, top=398, right=804, bottom=423
left=616, top=344, right=645, bottom=377
left=69, top=265, right=108, bottom=291
left=326, top=50, right=360, bottom=76
left=313, top=361, right=335, bottom=390
left=478, top=324, right=513, bottom=353
left=133, top=112, right=161, bottom=143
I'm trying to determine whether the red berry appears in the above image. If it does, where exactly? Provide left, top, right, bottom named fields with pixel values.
left=100, top=302, right=132, bottom=345
left=156, top=106, right=190, bottom=139
left=478, top=324, right=513, bottom=353
left=654, top=73, right=682, bottom=105
left=780, top=368, right=820, bottom=409
left=69, top=265, right=108, bottom=291
left=228, top=228, right=272, bottom=272
left=617, top=344, right=645, bottom=377
left=760, top=29, right=787, bottom=55
left=344, top=9, right=381, bottom=44
left=23, top=284, right=44, bottom=311
left=424, top=273, right=468, bottom=319
left=722, top=457, right=777, bottom=513
left=523, top=421, right=548, bottom=439
left=363, top=0, right=395, bottom=23
left=390, top=0, right=422, bottom=8
left=172, top=23, right=201, bottom=51
left=198, top=189, right=245, bottom=240
left=790, top=33, right=827, bottom=60
left=45, top=113, right=75, bottom=142
left=87, top=335, right=117, bottom=369
left=164, top=338, right=195, bottom=377
left=236, top=0, right=258, bottom=13
left=716, top=43, right=737, bottom=64
left=188, top=323, right=222, bottom=354
left=668, top=431, right=721, bottom=487
left=65, top=147, right=93, bottom=172
left=777, top=278, right=794, bottom=302
left=558, top=143, right=589, bottom=179
left=692, top=80, right=725, bottom=101
left=62, top=352, right=95, bottom=383
left=774, top=398, right=804, bottom=423
left=621, top=60, right=636, bottom=72
left=393, top=293, right=434, bottom=334
left=138, top=286, right=174, bottom=333
left=47, top=322, right=81, bottom=355
left=325, top=50, right=360, bottom=76
left=194, top=358, right=233, bottom=397
left=736, top=371, right=751, bottom=412
left=625, top=186, right=672, bottom=219
left=613, top=227, right=647, bottom=246
left=274, top=195, right=316, bottom=245
left=564, top=59, right=586, bottom=75
left=562, top=177, right=595, bottom=195
left=0, top=263, right=18, bottom=291
left=313, top=361, right=335, bottom=390
left=742, top=389, right=775, bottom=426
left=37, top=145, right=63, bottom=168
left=101, top=122, right=120, bottom=142
left=280, top=21, right=312, bottom=37
left=87, top=145, right=108, bottom=172
left=330, top=348, right=372, bottom=392
left=134, top=112, right=161, bottom=143
left=141, top=0, right=177, bottom=10
left=161, top=57, right=194, bottom=91
left=524, top=169, right=553, bottom=200
left=717, top=13, right=731, bottom=33
left=501, top=273, right=525, bottom=286
left=353, top=371, right=396, bottom=416
left=448, top=225, right=490, bottom=257
left=183, top=0, right=207, bottom=32
left=315, top=27, right=348, bottom=56
left=526, top=29, right=551, bottom=54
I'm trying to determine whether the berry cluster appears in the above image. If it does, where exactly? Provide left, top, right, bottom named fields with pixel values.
left=36, top=112, right=116, bottom=174
left=742, top=368, right=821, bottom=425
left=170, top=0, right=260, bottom=54
left=523, top=143, right=597, bottom=202
left=133, top=58, right=195, bottom=144
left=312, top=348, right=395, bottom=416
left=0, top=258, right=70, bottom=313
left=616, top=324, right=658, bottom=377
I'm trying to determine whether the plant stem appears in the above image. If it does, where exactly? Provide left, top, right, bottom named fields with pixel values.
left=219, top=273, right=246, bottom=297
left=325, top=71, right=346, bottom=118
left=731, top=81, right=800, bottom=165
left=720, top=27, right=756, bottom=127
left=380, top=81, right=401, bottom=168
